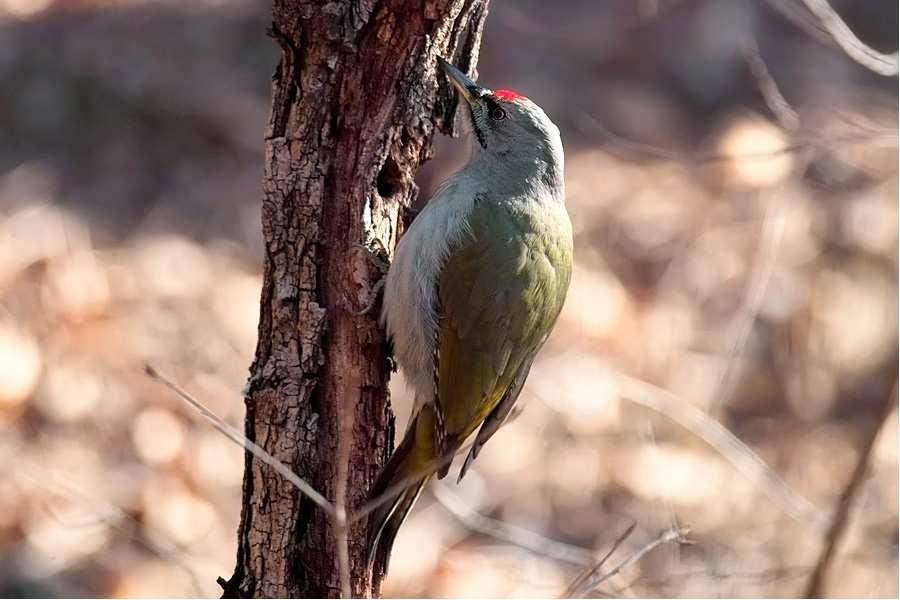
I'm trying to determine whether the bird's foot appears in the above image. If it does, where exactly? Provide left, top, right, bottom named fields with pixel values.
left=348, top=237, right=391, bottom=316
left=352, top=237, right=391, bottom=276
left=382, top=337, right=397, bottom=372
left=351, top=277, right=386, bottom=316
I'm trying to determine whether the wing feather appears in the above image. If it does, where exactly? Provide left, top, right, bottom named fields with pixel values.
left=435, top=196, right=572, bottom=467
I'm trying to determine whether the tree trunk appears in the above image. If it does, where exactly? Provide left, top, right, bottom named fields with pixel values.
left=221, top=1, right=490, bottom=597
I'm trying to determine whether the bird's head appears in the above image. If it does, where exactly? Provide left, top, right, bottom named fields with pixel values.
left=438, top=57, right=563, bottom=187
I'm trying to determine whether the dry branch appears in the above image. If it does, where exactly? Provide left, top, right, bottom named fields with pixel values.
left=766, top=0, right=898, bottom=76
left=145, top=365, right=336, bottom=517
left=804, top=383, right=899, bottom=597
left=797, top=0, right=899, bottom=76
left=742, top=36, right=800, bottom=132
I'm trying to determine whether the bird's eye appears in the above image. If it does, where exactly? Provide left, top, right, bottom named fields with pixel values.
left=489, top=106, right=507, bottom=121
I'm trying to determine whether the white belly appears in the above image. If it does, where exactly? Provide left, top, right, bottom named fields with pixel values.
left=381, top=176, right=476, bottom=407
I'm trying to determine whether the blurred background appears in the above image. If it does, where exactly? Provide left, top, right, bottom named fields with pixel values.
left=0, top=0, right=897, bottom=597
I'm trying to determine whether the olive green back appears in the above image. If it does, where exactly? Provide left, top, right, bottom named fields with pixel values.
left=435, top=195, right=573, bottom=444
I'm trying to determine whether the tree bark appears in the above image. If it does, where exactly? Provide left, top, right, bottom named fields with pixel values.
left=222, top=1, right=490, bottom=597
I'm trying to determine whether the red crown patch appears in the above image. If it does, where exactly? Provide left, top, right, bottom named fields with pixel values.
left=493, top=89, right=526, bottom=101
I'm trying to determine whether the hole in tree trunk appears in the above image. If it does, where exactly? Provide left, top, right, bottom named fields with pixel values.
left=377, top=157, right=403, bottom=198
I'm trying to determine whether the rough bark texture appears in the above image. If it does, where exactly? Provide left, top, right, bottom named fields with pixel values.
left=222, top=1, right=490, bottom=597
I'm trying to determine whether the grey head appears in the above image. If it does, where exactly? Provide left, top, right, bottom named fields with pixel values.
left=437, top=57, right=564, bottom=198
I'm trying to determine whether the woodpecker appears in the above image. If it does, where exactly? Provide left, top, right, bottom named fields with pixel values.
left=367, top=57, right=573, bottom=573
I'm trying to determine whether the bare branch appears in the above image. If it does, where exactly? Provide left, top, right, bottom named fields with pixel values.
left=567, top=526, right=692, bottom=598
left=766, top=0, right=898, bottom=76
left=743, top=36, right=801, bottom=132
left=431, top=482, right=595, bottom=566
left=797, top=0, right=899, bottom=76
left=144, top=365, right=336, bottom=518
left=613, top=374, right=830, bottom=533
left=805, top=382, right=898, bottom=597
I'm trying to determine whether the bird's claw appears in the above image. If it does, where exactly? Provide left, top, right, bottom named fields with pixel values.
left=348, top=237, right=391, bottom=315
left=350, top=277, right=386, bottom=316
left=352, top=237, right=391, bottom=276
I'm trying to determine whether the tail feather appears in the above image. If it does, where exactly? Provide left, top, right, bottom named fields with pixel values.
left=367, top=477, right=429, bottom=574
left=366, top=407, right=435, bottom=575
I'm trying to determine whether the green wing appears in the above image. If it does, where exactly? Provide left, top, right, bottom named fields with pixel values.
left=436, top=196, right=572, bottom=465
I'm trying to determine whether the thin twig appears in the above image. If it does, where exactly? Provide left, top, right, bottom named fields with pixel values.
left=742, top=36, right=800, bottom=132
left=562, top=522, right=637, bottom=598
left=708, top=193, right=787, bottom=416
left=335, top=374, right=356, bottom=599
left=147, top=361, right=492, bottom=531
left=613, top=374, right=830, bottom=533
left=335, top=491, right=351, bottom=598
left=432, top=482, right=595, bottom=566
left=804, top=383, right=899, bottom=597
left=568, top=526, right=692, bottom=598
left=144, top=365, right=336, bottom=518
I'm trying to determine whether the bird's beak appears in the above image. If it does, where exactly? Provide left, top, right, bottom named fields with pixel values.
left=437, top=57, right=486, bottom=105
